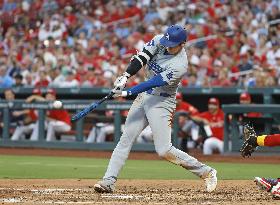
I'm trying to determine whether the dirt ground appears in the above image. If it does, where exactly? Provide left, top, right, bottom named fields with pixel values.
left=0, top=179, right=278, bottom=205
left=0, top=148, right=279, bottom=204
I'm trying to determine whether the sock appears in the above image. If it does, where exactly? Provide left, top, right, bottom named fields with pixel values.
left=257, top=134, right=280, bottom=147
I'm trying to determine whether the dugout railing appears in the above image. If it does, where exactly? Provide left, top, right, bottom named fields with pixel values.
left=1, top=100, right=280, bottom=154
left=0, top=99, right=184, bottom=151
left=0, top=100, right=143, bottom=150
left=2, top=87, right=280, bottom=110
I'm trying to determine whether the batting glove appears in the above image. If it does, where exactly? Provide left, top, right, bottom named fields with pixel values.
left=113, top=72, right=131, bottom=92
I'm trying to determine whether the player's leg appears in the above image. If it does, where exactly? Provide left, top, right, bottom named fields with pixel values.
left=137, top=126, right=153, bottom=143
left=46, top=121, right=71, bottom=142
left=96, top=125, right=114, bottom=143
left=30, top=121, right=39, bottom=141
left=271, top=182, right=280, bottom=199
left=203, top=137, right=223, bottom=155
left=11, top=125, right=26, bottom=141
left=191, top=123, right=199, bottom=141
left=86, top=126, right=97, bottom=143
left=94, top=94, right=148, bottom=193
left=144, top=96, right=217, bottom=192
left=254, top=177, right=280, bottom=199
left=254, top=177, right=280, bottom=191
left=22, top=123, right=36, bottom=140
left=203, top=138, right=215, bottom=155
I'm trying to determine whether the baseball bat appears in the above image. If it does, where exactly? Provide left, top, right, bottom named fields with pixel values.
left=71, top=92, right=114, bottom=122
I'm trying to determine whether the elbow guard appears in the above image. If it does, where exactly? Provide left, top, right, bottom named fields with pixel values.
left=126, top=48, right=153, bottom=76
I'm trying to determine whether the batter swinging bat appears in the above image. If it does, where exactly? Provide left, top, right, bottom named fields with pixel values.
left=71, top=92, right=114, bottom=122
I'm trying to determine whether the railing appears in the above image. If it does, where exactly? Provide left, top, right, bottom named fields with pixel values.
left=2, top=99, right=280, bottom=154
left=0, top=100, right=186, bottom=151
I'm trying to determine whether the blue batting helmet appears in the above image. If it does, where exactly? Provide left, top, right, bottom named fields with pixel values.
left=160, top=25, right=187, bottom=47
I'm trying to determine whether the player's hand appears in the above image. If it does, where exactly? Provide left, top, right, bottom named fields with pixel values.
left=113, top=72, right=130, bottom=92
left=202, top=119, right=210, bottom=125
left=12, top=111, right=23, bottom=117
left=111, top=89, right=128, bottom=98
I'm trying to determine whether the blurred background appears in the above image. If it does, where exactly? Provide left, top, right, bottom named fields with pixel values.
left=0, top=0, right=279, bottom=155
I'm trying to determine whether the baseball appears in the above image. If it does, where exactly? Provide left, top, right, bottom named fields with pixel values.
left=53, top=100, right=63, bottom=109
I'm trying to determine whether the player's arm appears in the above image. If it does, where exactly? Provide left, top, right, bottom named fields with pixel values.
left=190, top=114, right=209, bottom=125
left=25, top=95, right=45, bottom=103
left=122, top=74, right=168, bottom=96
left=113, top=35, right=161, bottom=91
left=125, top=48, right=153, bottom=77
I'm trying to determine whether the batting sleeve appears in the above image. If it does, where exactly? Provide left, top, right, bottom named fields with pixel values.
left=126, top=74, right=168, bottom=96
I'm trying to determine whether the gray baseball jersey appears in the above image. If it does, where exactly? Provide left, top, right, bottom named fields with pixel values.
left=102, top=34, right=214, bottom=183
left=144, top=34, right=188, bottom=97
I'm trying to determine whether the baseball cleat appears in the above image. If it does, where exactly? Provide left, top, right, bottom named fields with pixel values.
left=271, top=183, right=280, bottom=199
left=254, top=177, right=279, bottom=192
left=94, top=177, right=116, bottom=193
left=204, top=169, right=217, bottom=192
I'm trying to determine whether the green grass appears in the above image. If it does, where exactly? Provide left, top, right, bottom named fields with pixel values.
left=0, top=155, right=279, bottom=180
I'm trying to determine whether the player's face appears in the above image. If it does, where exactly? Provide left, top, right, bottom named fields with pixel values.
left=208, top=104, right=218, bottom=113
left=240, top=100, right=250, bottom=104
left=167, top=43, right=184, bottom=55
left=4, top=90, right=15, bottom=101
left=176, top=98, right=182, bottom=105
left=46, top=93, right=56, bottom=101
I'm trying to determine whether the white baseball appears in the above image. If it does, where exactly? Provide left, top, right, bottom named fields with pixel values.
left=53, top=100, right=63, bottom=109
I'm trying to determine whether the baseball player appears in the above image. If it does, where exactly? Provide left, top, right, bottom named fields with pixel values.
left=239, top=93, right=262, bottom=118
left=30, top=89, right=71, bottom=141
left=240, top=124, right=280, bottom=199
left=86, top=110, right=115, bottom=143
left=94, top=25, right=217, bottom=193
left=0, top=89, right=25, bottom=133
left=11, top=88, right=41, bottom=141
left=191, top=98, right=224, bottom=155
left=87, top=98, right=128, bottom=143
left=175, top=92, right=200, bottom=151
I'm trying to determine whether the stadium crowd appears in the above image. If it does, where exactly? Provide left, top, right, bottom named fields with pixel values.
left=0, top=0, right=279, bottom=89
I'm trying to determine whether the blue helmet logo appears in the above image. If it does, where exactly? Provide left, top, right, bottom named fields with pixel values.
left=160, top=25, right=187, bottom=47
left=165, top=33, right=170, bottom=40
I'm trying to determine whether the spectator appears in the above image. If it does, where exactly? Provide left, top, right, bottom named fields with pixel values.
left=41, top=0, right=58, bottom=14
left=34, top=70, right=50, bottom=87
left=12, top=73, right=24, bottom=87
left=0, top=1, right=279, bottom=88
left=0, top=65, right=13, bottom=88
left=192, top=98, right=224, bottom=155
left=58, top=70, right=79, bottom=88
left=2, top=0, right=17, bottom=13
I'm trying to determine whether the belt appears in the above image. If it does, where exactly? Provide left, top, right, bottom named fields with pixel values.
left=146, top=89, right=171, bottom=97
